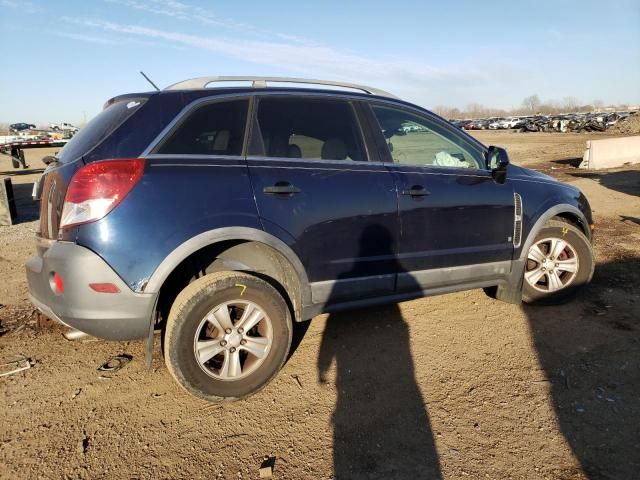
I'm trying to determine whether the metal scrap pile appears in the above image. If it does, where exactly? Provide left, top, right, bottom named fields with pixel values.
left=519, top=112, right=634, bottom=133
left=453, top=111, right=638, bottom=134
left=610, top=112, right=640, bottom=136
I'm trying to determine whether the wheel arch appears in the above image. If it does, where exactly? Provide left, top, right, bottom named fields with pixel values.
left=488, top=204, right=591, bottom=305
left=552, top=211, right=590, bottom=237
left=518, top=204, right=590, bottom=261
left=145, top=227, right=310, bottom=322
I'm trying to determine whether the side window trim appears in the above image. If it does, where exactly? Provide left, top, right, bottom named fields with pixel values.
left=241, top=95, right=257, bottom=158
left=352, top=101, right=384, bottom=163
left=244, top=95, right=262, bottom=158
left=350, top=100, right=372, bottom=163
left=358, top=101, right=394, bottom=163
left=249, top=95, right=370, bottom=163
left=368, top=100, right=488, bottom=170
left=148, top=94, right=251, bottom=157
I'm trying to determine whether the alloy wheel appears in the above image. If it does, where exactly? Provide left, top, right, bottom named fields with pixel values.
left=193, top=300, right=273, bottom=381
left=525, top=237, right=579, bottom=293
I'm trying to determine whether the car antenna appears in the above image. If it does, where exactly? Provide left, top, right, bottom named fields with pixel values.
left=140, top=71, right=160, bottom=91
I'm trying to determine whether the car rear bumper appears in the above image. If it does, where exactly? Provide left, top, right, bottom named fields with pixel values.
left=26, top=241, right=155, bottom=340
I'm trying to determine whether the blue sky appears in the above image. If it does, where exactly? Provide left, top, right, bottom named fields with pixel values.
left=1, top=0, right=638, bottom=124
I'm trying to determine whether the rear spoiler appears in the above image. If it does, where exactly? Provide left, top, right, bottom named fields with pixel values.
left=103, top=92, right=157, bottom=110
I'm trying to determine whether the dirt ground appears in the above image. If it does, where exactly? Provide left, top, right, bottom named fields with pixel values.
left=1, top=132, right=639, bottom=479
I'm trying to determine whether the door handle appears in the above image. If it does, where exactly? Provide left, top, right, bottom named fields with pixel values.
left=263, top=183, right=301, bottom=195
left=401, top=186, right=431, bottom=197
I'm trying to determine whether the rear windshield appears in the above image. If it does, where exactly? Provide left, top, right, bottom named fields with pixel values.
left=57, top=98, right=147, bottom=163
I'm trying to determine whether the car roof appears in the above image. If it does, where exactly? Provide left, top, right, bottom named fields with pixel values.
left=105, top=85, right=489, bottom=154
left=110, top=86, right=427, bottom=115
left=165, top=76, right=398, bottom=98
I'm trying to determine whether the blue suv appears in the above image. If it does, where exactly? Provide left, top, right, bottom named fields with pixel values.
left=26, top=77, right=595, bottom=401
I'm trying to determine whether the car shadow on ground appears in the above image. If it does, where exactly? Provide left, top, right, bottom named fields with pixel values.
left=314, top=232, right=638, bottom=479
left=523, top=255, right=639, bottom=479
left=552, top=157, right=583, bottom=168
left=569, top=170, right=640, bottom=197
left=316, top=226, right=442, bottom=479
left=620, top=215, right=640, bottom=226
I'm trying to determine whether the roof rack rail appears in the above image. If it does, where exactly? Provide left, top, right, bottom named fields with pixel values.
left=164, top=76, right=399, bottom=99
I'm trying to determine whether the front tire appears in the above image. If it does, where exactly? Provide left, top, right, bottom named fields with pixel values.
left=164, top=271, right=292, bottom=402
left=522, top=220, right=594, bottom=305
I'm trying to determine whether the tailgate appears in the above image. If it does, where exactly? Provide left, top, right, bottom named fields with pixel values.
left=36, top=159, right=83, bottom=240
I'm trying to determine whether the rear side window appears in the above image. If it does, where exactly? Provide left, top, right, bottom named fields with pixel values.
left=156, top=99, right=248, bottom=156
left=58, top=98, right=146, bottom=163
left=251, top=97, right=366, bottom=161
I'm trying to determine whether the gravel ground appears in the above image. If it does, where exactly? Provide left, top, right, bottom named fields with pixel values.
left=1, top=132, right=639, bottom=479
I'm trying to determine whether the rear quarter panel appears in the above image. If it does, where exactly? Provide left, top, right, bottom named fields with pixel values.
left=74, top=156, right=261, bottom=291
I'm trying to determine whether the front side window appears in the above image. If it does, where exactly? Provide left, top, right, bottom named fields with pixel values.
left=372, top=105, right=482, bottom=169
left=157, top=99, right=248, bottom=156
left=252, top=97, right=366, bottom=161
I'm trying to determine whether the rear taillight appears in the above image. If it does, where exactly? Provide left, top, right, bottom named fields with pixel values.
left=60, top=159, right=144, bottom=228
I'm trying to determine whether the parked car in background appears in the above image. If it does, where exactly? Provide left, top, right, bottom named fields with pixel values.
left=27, top=76, right=596, bottom=402
left=501, top=117, right=526, bottom=129
left=463, top=120, right=479, bottom=130
left=494, top=118, right=511, bottom=129
left=488, top=118, right=506, bottom=129
left=49, top=122, right=79, bottom=133
left=450, top=119, right=472, bottom=129
left=9, top=122, right=36, bottom=132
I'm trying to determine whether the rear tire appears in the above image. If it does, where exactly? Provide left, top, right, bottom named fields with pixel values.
left=164, top=271, right=292, bottom=402
left=522, top=220, right=594, bottom=305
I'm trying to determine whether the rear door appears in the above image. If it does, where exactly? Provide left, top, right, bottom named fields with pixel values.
left=366, top=102, right=515, bottom=292
left=75, top=97, right=260, bottom=287
left=247, top=95, right=399, bottom=305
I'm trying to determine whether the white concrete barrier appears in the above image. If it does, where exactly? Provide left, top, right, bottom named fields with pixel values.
left=580, top=135, right=640, bottom=169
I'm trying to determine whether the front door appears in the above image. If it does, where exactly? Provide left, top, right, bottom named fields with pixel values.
left=247, top=96, right=399, bottom=305
left=367, top=103, right=515, bottom=291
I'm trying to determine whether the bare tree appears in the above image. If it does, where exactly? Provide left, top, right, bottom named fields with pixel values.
left=433, top=105, right=452, bottom=118
left=466, top=103, right=486, bottom=118
left=447, top=107, right=461, bottom=119
left=562, top=96, right=580, bottom=112
left=522, top=95, right=541, bottom=114
left=430, top=95, right=618, bottom=120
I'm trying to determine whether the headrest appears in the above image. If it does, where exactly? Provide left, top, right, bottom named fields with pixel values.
left=213, top=130, right=230, bottom=151
left=321, top=137, right=348, bottom=160
left=287, top=144, right=302, bottom=158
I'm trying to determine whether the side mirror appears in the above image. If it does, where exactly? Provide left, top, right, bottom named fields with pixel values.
left=487, top=145, right=509, bottom=183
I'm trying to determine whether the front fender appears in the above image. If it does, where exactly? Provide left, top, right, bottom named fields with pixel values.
left=518, top=203, right=590, bottom=261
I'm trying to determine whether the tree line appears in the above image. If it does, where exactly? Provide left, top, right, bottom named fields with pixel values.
left=433, top=95, right=632, bottom=119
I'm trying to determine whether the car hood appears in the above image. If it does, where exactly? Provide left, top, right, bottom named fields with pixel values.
left=508, top=164, right=557, bottom=183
